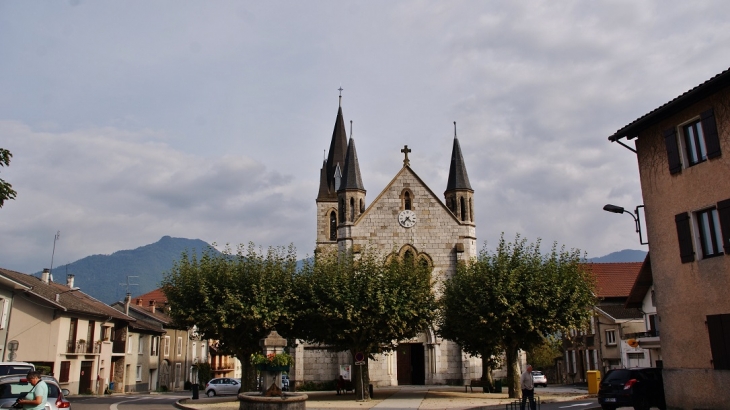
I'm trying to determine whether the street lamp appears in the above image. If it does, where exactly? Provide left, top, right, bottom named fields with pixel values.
left=603, top=204, right=648, bottom=245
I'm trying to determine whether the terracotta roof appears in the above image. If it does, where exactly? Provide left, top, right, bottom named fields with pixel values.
left=0, top=267, right=133, bottom=322
left=608, top=67, right=730, bottom=142
left=625, top=254, right=653, bottom=309
left=134, top=288, right=168, bottom=305
left=583, top=262, right=643, bottom=298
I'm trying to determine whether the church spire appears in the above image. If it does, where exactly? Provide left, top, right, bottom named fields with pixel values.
left=317, top=93, right=349, bottom=201
left=446, top=121, right=472, bottom=191
left=340, top=121, right=365, bottom=192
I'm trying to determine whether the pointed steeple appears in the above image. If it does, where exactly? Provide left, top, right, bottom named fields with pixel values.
left=446, top=122, right=472, bottom=191
left=317, top=160, right=330, bottom=199
left=325, top=105, right=348, bottom=195
left=340, top=136, right=365, bottom=191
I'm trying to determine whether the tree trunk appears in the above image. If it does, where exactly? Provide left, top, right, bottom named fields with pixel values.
left=236, top=349, right=257, bottom=392
left=480, top=353, right=495, bottom=392
left=505, top=342, right=521, bottom=399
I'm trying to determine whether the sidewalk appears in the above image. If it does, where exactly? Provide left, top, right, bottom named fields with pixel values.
left=175, top=385, right=591, bottom=410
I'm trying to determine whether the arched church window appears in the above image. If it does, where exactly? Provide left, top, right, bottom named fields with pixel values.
left=460, top=197, right=466, bottom=222
left=403, top=250, right=415, bottom=265
left=405, top=192, right=411, bottom=210
left=349, top=197, right=355, bottom=222
left=449, top=197, right=456, bottom=214
left=360, top=198, right=365, bottom=213
left=329, top=210, right=337, bottom=241
left=469, top=198, right=474, bottom=222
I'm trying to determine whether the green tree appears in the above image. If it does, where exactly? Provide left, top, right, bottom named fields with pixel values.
left=291, top=247, right=437, bottom=400
left=526, top=334, right=562, bottom=370
left=439, top=234, right=595, bottom=398
left=0, top=148, right=17, bottom=208
left=161, top=243, right=297, bottom=391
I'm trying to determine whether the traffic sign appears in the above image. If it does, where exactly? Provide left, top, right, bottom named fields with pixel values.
left=354, top=352, right=365, bottom=365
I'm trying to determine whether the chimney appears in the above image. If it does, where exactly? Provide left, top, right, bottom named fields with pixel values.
left=149, top=300, right=156, bottom=314
left=41, top=269, right=50, bottom=284
left=136, top=298, right=142, bottom=306
left=124, top=293, right=131, bottom=315
left=66, top=274, right=75, bottom=289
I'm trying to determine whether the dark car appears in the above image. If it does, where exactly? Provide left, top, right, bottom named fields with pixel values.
left=597, top=368, right=666, bottom=410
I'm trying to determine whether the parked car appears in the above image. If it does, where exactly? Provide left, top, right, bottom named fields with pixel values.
left=281, top=374, right=290, bottom=391
left=205, top=377, right=241, bottom=397
left=531, top=371, right=547, bottom=387
left=0, top=362, right=35, bottom=376
left=597, top=368, right=666, bottom=410
left=0, top=374, right=71, bottom=409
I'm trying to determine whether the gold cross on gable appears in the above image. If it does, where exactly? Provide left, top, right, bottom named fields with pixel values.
left=401, top=145, right=411, bottom=167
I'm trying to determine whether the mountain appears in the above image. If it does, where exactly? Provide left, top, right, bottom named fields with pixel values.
left=588, top=249, right=647, bottom=263
left=41, top=236, right=213, bottom=305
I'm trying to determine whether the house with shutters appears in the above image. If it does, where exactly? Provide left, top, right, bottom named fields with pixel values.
left=624, top=254, right=662, bottom=368
left=607, top=67, right=730, bottom=409
left=0, top=267, right=135, bottom=395
left=561, top=262, right=644, bottom=383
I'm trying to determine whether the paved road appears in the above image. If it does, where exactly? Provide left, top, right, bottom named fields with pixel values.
left=67, top=393, right=189, bottom=410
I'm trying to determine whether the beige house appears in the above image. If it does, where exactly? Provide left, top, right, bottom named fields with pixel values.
left=0, top=267, right=136, bottom=395
left=608, top=67, right=730, bottom=409
left=624, top=254, right=662, bottom=368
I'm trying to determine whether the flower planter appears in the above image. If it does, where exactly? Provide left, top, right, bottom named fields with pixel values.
left=255, top=364, right=290, bottom=372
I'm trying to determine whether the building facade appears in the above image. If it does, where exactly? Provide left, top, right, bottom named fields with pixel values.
left=294, top=97, right=481, bottom=387
left=608, top=67, right=730, bottom=409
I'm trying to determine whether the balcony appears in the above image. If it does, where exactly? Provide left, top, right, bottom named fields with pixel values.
left=112, top=340, right=126, bottom=354
left=66, top=340, right=101, bottom=354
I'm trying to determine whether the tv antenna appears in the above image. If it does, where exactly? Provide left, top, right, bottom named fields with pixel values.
left=120, top=276, right=139, bottom=295
left=49, top=231, right=60, bottom=282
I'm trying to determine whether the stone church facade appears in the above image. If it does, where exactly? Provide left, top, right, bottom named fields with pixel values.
left=291, top=96, right=482, bottom=387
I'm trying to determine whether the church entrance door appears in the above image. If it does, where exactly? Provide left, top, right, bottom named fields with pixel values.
left=396, top=343, right=425, bottom=385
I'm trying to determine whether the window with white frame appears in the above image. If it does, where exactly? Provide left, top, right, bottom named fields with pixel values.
left=606, top=329, right=617, bottom=346
left=0, top=298, right=8, bottom=330
left=136, top=365, right=142, bottom=381
left=164, top=336, right=170, bottom=356
left=127, top=335, right=133, bottom=353
left=138, top=335, right=144, bottom=354
left=664, top=108, right=721, bottom=175
left=682, top=119, right=709, bottom=166
left=151, top=336, right=159, bottom=356
left=176, top=337, right=182, bottom=356
left=696, top=207, right=724, bottom=258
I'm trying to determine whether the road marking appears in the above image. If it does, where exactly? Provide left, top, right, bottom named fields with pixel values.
left=559, top=404, right=592, bottom=408
left=110, top=397, right=148, bottom=410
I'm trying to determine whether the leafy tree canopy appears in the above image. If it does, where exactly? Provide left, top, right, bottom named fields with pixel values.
left=0, top=148, right=17, bottom=208
left=438, top=234, right=595, bottom=398
left=291, top=247, right=437, bottom=400
left=161, top=243, right=297, bottom=391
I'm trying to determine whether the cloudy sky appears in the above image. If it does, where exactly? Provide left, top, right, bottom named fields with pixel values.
left=2, top=0, right=729, bottom=274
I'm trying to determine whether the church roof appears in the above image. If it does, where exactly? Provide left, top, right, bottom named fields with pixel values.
left=317, top=160, right=329, bottom=198
left=340, top=137, right=365, bottom=191
left=318, top=105, right=348, bottom=200
left=446, top=134, right=472, bottom=192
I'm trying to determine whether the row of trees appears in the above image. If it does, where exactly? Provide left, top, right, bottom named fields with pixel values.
left=161, top=235, right=595, bottom=399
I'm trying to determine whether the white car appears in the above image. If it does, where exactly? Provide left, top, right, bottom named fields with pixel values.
left=532, top=371, right=548, bottom=387
left=204, top=377, right=241, bottom=397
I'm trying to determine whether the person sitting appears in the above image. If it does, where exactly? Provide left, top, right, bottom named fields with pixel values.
left=336, top=375, right=345, bottom=395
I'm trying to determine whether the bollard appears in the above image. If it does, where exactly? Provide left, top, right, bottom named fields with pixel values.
left=192, top=384, right=199, bottom=400
left=368, top=383, right=373, bottom=399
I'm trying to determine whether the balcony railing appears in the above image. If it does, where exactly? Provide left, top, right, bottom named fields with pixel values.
left=625, top=330, right=660, bottom=339
left=66, top=340, right=101, bottom=354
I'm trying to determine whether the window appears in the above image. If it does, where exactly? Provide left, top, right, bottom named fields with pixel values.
left=606, top=330, right=617, bottom=346
left=151, top=336, right=159, bottom=356
left=460, top=197, right=466, bottom=221
left=404, top=191, right=411, bottom=210
left=349, top=197, right=355, bottom=222
left=164, top=336, right=170, bottom=356
left=102, top=326, right=111, bottom=341
left=138, top=335, right=144, bottom=354
left=707, top=314, right=730, bottom=370
left=696, top=207, right=724, bottom=258
left=176, top=337, right=182, bottom=356
left=0, top=298, right=8, bottom=330
left=175, top=363, right=182, bottom=386
left=127, top=335, right=133, bottom=353
left=664, top=108, right=721, bottom=174
left=59, top=361, right=71, bottom=383
left=136, top=365, right=142, bottom=381
left=329, top=210, right=337, bottom=241
left=676, top=199, right=730, bottom=263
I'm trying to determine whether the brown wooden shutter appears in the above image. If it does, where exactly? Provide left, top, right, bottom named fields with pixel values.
left=701, top=108, right=722, bottom=159
left=707, top=314, right=730, bottom=370
left=675, top=212, right=695, bottom=263
left=664, top=127, right=682, bottom=174
left=60, top=360, right=71, bottom=382
left=718, top=198, right=730, bottom=255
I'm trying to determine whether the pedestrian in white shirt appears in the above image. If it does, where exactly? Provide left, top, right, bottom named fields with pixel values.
left=520, top=364, right=536, bottom=410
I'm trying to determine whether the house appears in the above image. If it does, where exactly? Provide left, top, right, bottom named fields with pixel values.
left=0, top=267, right=135, bottom=394
left=624, top=254, right=661, bottom=368
left=562, top=262, right=645, bottom=382
left=607, top=67, right=730, bottom=409
left=131, top=288, right=235, bottom=385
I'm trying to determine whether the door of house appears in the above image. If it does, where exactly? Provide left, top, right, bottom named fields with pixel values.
left=78, top=361, right=94, bottom=394
left=397, top=343, right=425, bottom=385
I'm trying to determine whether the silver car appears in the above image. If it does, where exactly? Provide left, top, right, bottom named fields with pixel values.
left=204, top=377, right=241, bottom=397
left=532, top=371, right=548, bottom=387
left=0, top=375, right=71, bottom=409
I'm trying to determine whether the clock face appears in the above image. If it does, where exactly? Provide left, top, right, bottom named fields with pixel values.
left=398, top=210, right=417, bottom=228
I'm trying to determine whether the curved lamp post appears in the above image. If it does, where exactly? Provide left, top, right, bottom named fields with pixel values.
left=603, top=204, right=648, bottom=245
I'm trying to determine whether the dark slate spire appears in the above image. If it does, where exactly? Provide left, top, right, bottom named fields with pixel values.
left=317, top=160, right=330, bottom=199
left=340, top=135, right=365, bottom=191
left=325, top=105, right=349, bottom=196
left=446, top=122, right=473, bottom=191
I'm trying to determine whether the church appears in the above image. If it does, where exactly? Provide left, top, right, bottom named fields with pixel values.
left=290, top=95, right=482, bottom=386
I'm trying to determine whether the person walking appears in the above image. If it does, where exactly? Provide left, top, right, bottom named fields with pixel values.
left=520, top=364, right=536, bottom=410
left=16, top=371, right=48, bottom=410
